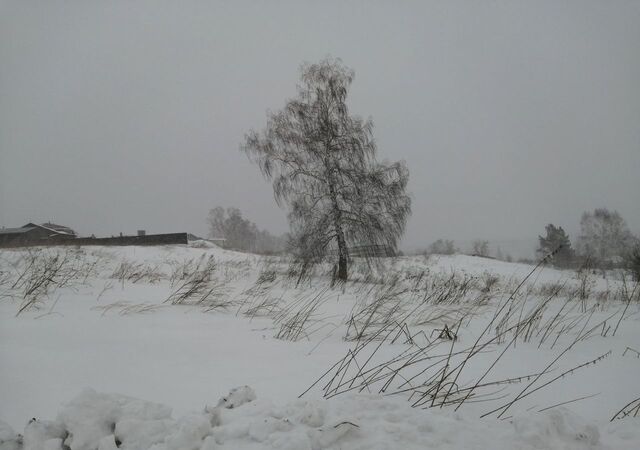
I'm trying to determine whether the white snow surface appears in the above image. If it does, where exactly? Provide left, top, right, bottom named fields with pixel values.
left=2, top=387, right=638, bottom=450
left=1, top=244, right=639, bottom=449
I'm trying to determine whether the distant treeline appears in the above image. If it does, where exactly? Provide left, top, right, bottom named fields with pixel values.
left=207, top=207, right=287, bottom=255
left=414, top=208, right=640, bottom=280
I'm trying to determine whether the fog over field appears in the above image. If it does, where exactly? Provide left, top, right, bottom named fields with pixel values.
left=1, top=1, right=639, bottom=255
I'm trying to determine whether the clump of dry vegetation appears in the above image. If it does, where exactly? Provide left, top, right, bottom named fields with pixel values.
left=111, top=260, right=164, bottom=285
left=3, top=248, right=105, bottom=316
left=273, top=286, right=336, bottom=341
left=302, top=255, right=632, bottom=418
left=92, top=301, right=166, bottom=316
left=165, top=255, right=232, bottom=310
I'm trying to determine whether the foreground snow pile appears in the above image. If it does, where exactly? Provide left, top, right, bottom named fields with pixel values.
left=2, top=387, right=638, bottom=450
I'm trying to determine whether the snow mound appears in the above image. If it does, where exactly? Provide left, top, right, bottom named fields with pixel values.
left=188, top=240, right=219, bottom=249
left=512, top=408, right=600, bottom=448
left=3, top=387, right=635, bottom=450
left=0, top=420, right=22, bottom=450
left=214, top=386, right=256, bottom=410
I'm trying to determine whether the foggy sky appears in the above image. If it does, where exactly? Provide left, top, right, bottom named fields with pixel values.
left=1, top=1, right=639, bottom=254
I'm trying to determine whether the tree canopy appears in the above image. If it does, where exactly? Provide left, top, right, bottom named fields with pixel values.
left=577, top=208, right=634, bottom=266
left=537, top=224, right=574, bottom=268
left=242, top=58, right=411, bottom=280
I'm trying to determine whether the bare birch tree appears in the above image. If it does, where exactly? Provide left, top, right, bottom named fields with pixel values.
left=242, top=58, right=411, bottom=280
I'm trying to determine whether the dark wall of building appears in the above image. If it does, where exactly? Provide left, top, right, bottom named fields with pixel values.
left=0, top=228, right=52, bottom=246
left=0, top=232, right=188, bottom=248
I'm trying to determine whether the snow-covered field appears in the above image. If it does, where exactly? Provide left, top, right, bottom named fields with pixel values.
left=1, top=244, right=639, bottom=449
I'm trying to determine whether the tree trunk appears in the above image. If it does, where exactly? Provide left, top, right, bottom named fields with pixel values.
left=336, top=234, right=348, bottom=281
left=327, top=170, right=348, bottom=281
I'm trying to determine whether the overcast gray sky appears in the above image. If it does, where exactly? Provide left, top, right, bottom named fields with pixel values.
left=1, top=1, right=639, bottom=254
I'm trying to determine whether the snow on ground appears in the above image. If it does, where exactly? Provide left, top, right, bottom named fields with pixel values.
left=2, top=387, right=639, bottom=450
left=1, top=244, right=639, bottom=449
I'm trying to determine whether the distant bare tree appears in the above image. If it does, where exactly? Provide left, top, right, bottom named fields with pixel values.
left=207, top=207, right=257, bottom=252
left=208, top=206, right=288, bottom=254
left=428, top=239, right=457, bottom=255
left=207, top=206, right=227, bottom=239
left=577, top=208, right=634, bottom=267
left=242, top=58, right=411, bottom=280
left=471, top=240, right=489, bottom=257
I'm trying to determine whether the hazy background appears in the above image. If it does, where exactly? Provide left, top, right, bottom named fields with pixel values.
left=1, top=1, right=639, bottom=257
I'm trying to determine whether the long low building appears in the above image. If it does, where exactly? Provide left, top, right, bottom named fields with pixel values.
left=0, top=223, right=189, bottom=248
left=0, top=223, right=76, bottom=246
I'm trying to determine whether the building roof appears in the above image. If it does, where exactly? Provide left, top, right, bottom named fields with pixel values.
left=41, top=222, right=76, bottom=235
left=0, top=223, right=75, bottom=238
left=22, top=223, right=74, bottom=236
left=38, top=224, right=72, bottom=235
